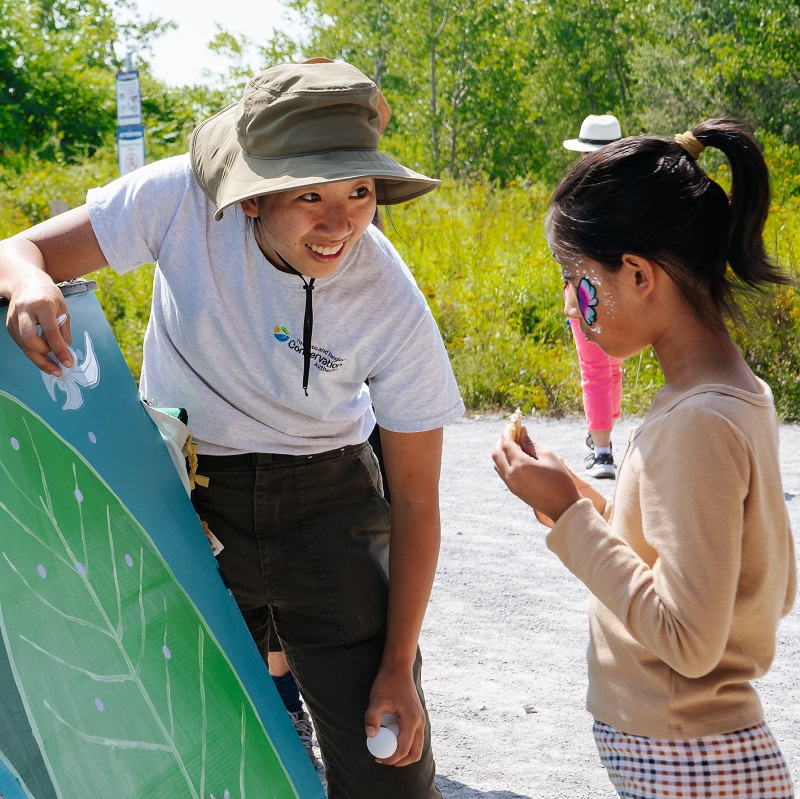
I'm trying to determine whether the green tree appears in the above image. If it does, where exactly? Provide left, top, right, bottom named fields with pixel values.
left=256, top=0, right=530, bottom=182
left=628, top=1, right=800, bottom=141
left=0, top=0, right=179, bottom=165
left=418, top=0, right=530, bottom=181
left=517, top=0, right=650, bottom=180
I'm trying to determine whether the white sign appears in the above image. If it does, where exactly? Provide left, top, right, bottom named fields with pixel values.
left=115, top=71, right=142, bottom=127
left=117, top=126, right=146, bottom=175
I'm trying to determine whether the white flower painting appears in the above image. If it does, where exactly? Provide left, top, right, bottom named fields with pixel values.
left=41, top=331, right=100, bottom=411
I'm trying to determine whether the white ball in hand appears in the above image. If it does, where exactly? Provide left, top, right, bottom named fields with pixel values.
left=366, top=714, right=400, bottom=758
left=366, top=727, right=397, bottom=758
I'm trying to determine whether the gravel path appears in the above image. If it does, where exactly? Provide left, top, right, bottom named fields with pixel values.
left=423, top=415, right=800, bottom=799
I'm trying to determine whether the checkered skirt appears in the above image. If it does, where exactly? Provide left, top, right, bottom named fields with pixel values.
left=593, top=719, right=794, bottom=798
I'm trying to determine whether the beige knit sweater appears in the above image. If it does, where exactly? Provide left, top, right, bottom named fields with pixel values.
left=547, top=382, right=796, bottom=739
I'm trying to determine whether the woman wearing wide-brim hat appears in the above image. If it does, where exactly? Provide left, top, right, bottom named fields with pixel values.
left=0, top=60, right=463, bottom=798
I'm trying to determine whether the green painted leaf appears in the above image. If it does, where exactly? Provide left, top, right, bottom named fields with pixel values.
left=0, top=391, right=299, bottom=799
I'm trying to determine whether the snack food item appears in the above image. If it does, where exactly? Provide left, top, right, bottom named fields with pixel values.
left=508, top=407, right=523, bottom=444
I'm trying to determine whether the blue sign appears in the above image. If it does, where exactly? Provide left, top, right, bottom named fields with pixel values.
left=117, top=124, right=146, bottom=175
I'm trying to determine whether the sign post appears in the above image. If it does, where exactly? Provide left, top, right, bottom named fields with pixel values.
left=115, top=62, right=145, bottom=176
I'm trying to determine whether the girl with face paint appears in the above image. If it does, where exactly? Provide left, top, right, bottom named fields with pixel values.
left=494, top=118, right=795, bottom=799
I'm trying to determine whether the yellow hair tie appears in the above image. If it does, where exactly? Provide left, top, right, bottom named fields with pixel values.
left=674, top=131, right=705, bottom=160
left=186, top=437, right=210, bottom=490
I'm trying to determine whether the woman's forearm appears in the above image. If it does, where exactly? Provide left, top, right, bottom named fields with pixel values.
left=382, top=499, right=441, bottom=670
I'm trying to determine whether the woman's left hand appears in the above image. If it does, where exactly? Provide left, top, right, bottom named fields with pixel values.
left=364, top=663, right=425, bottom=766
left=492, top=426, right=582, bottom=524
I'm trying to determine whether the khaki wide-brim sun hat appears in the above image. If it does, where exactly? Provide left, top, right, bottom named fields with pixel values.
left=191, top=61, right=440, bottom=220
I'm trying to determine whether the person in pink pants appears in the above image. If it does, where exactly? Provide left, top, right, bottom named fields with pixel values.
left=563, top=114, right=624, bottom=478
left=568, top=317, right=622, bottom=477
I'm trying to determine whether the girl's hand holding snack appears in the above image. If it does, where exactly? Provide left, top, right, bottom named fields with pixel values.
left=508, top=407, right=523, bottom=443
left=493, top=420, right=582, bottom=525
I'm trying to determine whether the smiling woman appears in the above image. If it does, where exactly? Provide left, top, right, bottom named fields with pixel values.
left=242, top=179, right=377, bottom=280
left=0, top=59, right=464, bottom=799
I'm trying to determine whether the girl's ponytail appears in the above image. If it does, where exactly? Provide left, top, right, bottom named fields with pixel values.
left=688, top=119, right=786, bottom=290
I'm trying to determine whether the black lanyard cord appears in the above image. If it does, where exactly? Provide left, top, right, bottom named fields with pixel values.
left=276, top=252, right=315, bottom=396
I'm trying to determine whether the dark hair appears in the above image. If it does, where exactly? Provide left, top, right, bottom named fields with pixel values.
left=546, top=117, right=789, bottom=326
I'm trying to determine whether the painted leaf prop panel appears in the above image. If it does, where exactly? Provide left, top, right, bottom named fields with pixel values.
left=0, top=392, right=298, bottom=799
left=0, top=606, right=58, bottom=799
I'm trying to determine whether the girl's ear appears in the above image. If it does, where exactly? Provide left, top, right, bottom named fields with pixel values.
left=240, top=197, right=260, bottom=218
left=621, top=253, right=658, bottom=298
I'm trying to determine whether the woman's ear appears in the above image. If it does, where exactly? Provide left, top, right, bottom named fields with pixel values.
left=240, top=197, right=260, bottom=218
left=621, top=253, right=657, bottom=298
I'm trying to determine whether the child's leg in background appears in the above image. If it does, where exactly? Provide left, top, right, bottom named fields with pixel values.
left=268, top=622, right=317, bottom=762
left=609, top=351, right=622, bottom=430
left=570, top=318, right=622, bottom=442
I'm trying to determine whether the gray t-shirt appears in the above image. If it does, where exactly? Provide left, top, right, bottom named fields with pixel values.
left=87, top=154, right=464, bottom=455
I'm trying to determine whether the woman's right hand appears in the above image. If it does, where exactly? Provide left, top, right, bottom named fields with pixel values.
left=0, top=206, right=108, bottom=375
left=7, top=268, right=73, bottom=375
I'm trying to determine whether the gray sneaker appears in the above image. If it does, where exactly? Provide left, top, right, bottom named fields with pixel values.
left=585, top=451, right=616, bottom=479
left=289, top=710, right=317, bottom=762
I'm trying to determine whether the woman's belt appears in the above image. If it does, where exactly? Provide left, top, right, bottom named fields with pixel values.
left=195, top=443, right=364, bottom=468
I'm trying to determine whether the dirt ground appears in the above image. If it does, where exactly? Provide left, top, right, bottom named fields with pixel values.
left=419, top=415, right=800, bottom=799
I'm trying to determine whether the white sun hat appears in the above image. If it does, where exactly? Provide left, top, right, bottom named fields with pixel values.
left=563, top=114, right=622, bottom=152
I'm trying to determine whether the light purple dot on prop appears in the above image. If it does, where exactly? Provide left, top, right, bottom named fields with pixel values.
left=74, top=488, right=83, bottom=503
left=88, top=432, right=97, bottom=444
left=75, top=562, right=85, bottom=576
left=162, top=645, right=171, bottom=660
left=95, top=698, right=104, bottom=712
left=125, top=554, right=134, bottom=568
left=10, top=437, right=20, bottom=450
left=37, top=565, right=47, bottom=579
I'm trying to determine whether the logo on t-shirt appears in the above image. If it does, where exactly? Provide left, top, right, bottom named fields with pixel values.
left=273, top=325, right=346, bottom=373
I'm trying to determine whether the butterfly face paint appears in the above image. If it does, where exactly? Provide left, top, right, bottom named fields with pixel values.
left=560, top=252, right=608, bottom=333
left=575, top=276, right=599, bottom=327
